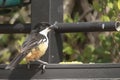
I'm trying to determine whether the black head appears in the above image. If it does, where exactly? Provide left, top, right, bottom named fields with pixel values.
left=32, top=22, right=50, bottom=33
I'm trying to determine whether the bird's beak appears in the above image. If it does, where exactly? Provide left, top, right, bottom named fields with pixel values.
left=39, top=27, right=51, bottom=35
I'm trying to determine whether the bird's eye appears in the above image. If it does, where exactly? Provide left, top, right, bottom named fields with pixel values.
left=40, top=26, right=45, bottom=30
left=33, top=22, right=50, bottom=31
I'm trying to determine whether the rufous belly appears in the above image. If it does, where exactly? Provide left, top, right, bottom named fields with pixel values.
left=25, top=43, right=48, bottom=62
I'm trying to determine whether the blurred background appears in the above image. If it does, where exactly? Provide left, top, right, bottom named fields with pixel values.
left=0, top=0, right=120, bottom=64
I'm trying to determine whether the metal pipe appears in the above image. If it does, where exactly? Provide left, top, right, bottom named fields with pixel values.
left=52, top=21, right=120, bottom=33
left=0, top=23, right=31, bottom=34
left=0, top=21, right=119, bottom=34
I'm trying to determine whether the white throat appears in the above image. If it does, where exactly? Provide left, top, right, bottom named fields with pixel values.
left=39, top=28, right=50, bottom=45
left=39, top=28, right=50, bottom=37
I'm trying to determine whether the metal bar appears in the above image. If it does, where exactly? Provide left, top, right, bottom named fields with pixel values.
left=32, top=0, right=63, bottom=63
left=52, top=21, right=120, bottom=33
left=0, top=21, right=119, bottom=34
left=1, top=63, right=120, bottom=79
left=48, top=0, right=63, bottom=63
left=0, top=23, right=31, bottom=34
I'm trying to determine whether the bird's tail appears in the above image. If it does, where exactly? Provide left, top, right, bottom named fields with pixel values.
left=5, top=52, right=26, bottom=70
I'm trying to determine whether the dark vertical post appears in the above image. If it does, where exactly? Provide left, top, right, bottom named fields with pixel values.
left=31, top=0, right=63, bottom=63
left=48, top=0, right=63, bottom=63
left=31, top=0, right=49, bottom=26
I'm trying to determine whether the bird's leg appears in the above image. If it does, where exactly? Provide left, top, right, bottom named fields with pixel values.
left=37, top=59, right=48, bottom=65
left=36, top=60, right=48, bottom=72
left=27, top=62, right=31, bottom=69
left=41, top=64, right=46, bottom=73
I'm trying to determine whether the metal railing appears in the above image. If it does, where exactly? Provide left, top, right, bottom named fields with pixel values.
left=0, top=21, right=119, bottom=34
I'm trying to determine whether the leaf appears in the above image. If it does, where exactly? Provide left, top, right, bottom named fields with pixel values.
left=101, top=15, right=110, bottom=21
left=63, top=46, right=74, bottom=55
left=63, top=42, right=74, bottom=55
left=99, top=34, right=106, bottom=41
left=118, top=0, right=120, bottom=10
left=93, top=1, right=102, bottom=12
left=64, top=14, right=73, bottom=23
left=107, top=2, right=113, bottom=9
left=73, top=12, right=79, bottom=22
left=104, top=51, right=110, bottom=55
left=84, top=45, right=95, bottom=53
left=82, top=45, right=95, bottom=59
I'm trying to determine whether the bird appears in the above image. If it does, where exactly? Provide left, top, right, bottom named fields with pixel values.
left=5, top=22, right=51, bottom=71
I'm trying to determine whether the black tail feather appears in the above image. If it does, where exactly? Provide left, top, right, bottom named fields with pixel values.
left=5, top=52, right=26, bottom=70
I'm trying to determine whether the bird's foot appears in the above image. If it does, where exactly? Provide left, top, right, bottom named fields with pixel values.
left=27, top=62, right=31, bottom=69
left=41, top=64, right=46, bottom=73
left=37, top=60, right=48, bottom=73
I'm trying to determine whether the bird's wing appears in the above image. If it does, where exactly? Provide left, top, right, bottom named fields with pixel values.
left=5, top=32, right=46, bottom=70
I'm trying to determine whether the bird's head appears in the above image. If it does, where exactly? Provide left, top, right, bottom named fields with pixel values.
left=32, top=22, right=51, bottom=34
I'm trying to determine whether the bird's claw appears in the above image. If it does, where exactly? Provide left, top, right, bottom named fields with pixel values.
left=36, top=60, right=48, bottom=73
left=27, top=62, right=31, bottom=69
left=40, top=64, right=47, bottom=73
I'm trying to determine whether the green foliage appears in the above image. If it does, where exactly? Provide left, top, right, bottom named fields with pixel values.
left=63, top=0, right=120, bottom=63
left=1, top=0, right=120, bottom=64
left=0, top=34, right=26, bottom=63
left=79, top=45, right=95, bottom=63
left=0, top=49, right=10, bottom=64
left=93, top=1, right=103, bottom=12
left=64, top=14, right=73, bottom=23
left=101, top=15, right=110, bottom=21
left=0, top=34, right=9, bottom=46
left=118, top=0, right=120, bottom=10
left=0, top=5, right=29, bottom=64
left=63, top=13, right=86, bottom=61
